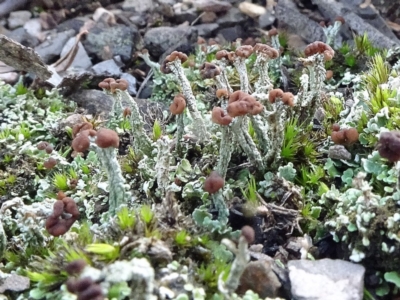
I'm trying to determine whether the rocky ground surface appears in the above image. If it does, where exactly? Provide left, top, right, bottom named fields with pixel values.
left=0, top=0, right=400, bottom=299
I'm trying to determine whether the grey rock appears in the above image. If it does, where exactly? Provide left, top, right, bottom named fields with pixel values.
left=174, top=8, right=198, bottom=24
left=121, top=73, right=138, bottom=96
left=60, top=37, right=92, bottom=70
left=288, top=259, right=365, bottom=300
left=258, top=11, right=276, bottom=28
left=328, top=144, right=352, bottom=160
left=218, top=25, right=244, bottom=42
left=194, top=23, right=219, bottom=37
left=276, top=0, right=325, bottom=44
left=5, top=27, right=39, bottom=47
left=23, top=18, right=43, bottom=41
left=123, top=0, right=154, bottom=12
left=337, top=0, right=400, bottom=41
left=129, top=15, right=147, bottom=27
left=201, top=11, right=217, bottom=23
left=217, top=7, right=247, bottom=27
left=7, top=10, right=31, bottom=29
left=238, top=261, right=282, bottom=298
left=313, top=0, right=400, bottom=48
left=0, top=72, right=18, bottom=84
left=59, top=113, right=85, bottom=129
left=158, top=0, right=176, bottom=4
left=82, top=23, right=142, bottom=62
left=144, top=25, right=194, bottom=58
left=57, top=18, right=86, bottom=34
left=193, top=0, right=232, bottom=13
left=67, top=89, right=165, bottom=129
left=0, top=272, right=30, bottom=293
left=35, top=29, right=75, bottom=63
left=91, top=59, right=122, bottom=77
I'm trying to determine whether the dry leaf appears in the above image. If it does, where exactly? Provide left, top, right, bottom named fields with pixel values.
left=51, top=30, right=88, bottom=73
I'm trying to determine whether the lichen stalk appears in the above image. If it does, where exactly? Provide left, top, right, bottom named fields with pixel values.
left=212, top=190, right=229, bottom=224
left=215, top=61, right=233, bottom=93
left=175, top=113, right=184, bottom=154
left=233, top=57, right=250, bottom=94
left=155, top=136, right=171, bottom=196
left=254, top=55, right=273, bottom=94
left=169, top=60, right=210, bottom=142
left=216, top=127, right=233, bottom=179
left=249, top=114, right=271, bottom=154
left=232, top=119, right=265, bottom=170
left=120, top=90, right=154, bottom=155
left=0, top=220, right=6, bottom=259
left=93, top=142, right=130, bottom=214
left=264, top=101, right=288, bottom=166
left=219, top=236, right=250, bottom=295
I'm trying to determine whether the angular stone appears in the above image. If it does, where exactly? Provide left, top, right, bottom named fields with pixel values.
left=5, top=27, right=39, bottom=47
left=194, top=23, right=219, bottom=37
left=238, top=2, right=266, bottom=18
left=313, top=0, right=400, bottom=48
left=258, top=11, right=276, bottom=29
left=276, top=0, right=325, bottom=44
left=91, top=59, right=122, bottom=77
left=60, top=37, right=92, bottom=70
left=217, top=7, right=247, bottom=27
left=288, top=259, right=365, bottom=300
left=121, top=73, right=138, bottom=96
left=122, top=0, right=155, bottom=12
left=82, top=23, right=142, bottom=62
left=237, top=261, right=282, bottom=298
left=35, top=29, right=75, bottom=63
left=218, top=25, right=244, bottom=42
left=193, top=0, right=232, bottom=13
left=144, top=25, right=195, bottom=58
left=7, top=10, right=31, bottom=29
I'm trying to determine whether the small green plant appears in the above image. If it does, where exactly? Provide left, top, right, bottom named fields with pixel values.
left=140, top=205, right=154, bottom=225
left=363, top=54, right=390, bottom=96
left=152, top=119, right=162, bottom=141
left=174, top=230, right=190, bottom=247
left=85, top=243, right=120, bottom=262
left=52, top=172, right=69, bottom=191
left=354, top=33, right=380, bottom=57
left=2, top=154, right=13, bottom=164
left=14, top=81, right=28, bottom=95
left=0, top=128, right=12, bottom=140
left=117, top=206, right=136, bottom=230
left=281, top=117, right=304, bottom=162
left=241, top=175, right=258, bottom=204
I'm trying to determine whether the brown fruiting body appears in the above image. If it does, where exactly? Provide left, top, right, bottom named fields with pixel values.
left=235, top=45, right=253, bottom=58
left=377, top=131, right=400, bottom=162
left=268, top=88, right=284, bottom=104
left=72, top=131, right=91, bottom=153
left=304, top=41, right=335, bottom=61
left=45, top=196, right=79, bottom=237
left=253, top=43, right=279, bottom=59
left=204, top=171, right=224, bottom=194
left=165, top=51, right=188, bottom=63
left=216, top=89, right=229, bottom=99
left=95, top=128, right=119, bottom=148
left=331, top=127, right=359, bottom=146
left=199, top=62, right=221, bottom=79
left=37, top=141, right=50, bottom=151
left=211, top=107, right=233, bottom=126
left=170, top=94, right=186, bottom=115
left=43, top=157, right=57, bottom=169
left=241, top=225, right=255, bottom=244
left=281, top=92, right=295, bottom=107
